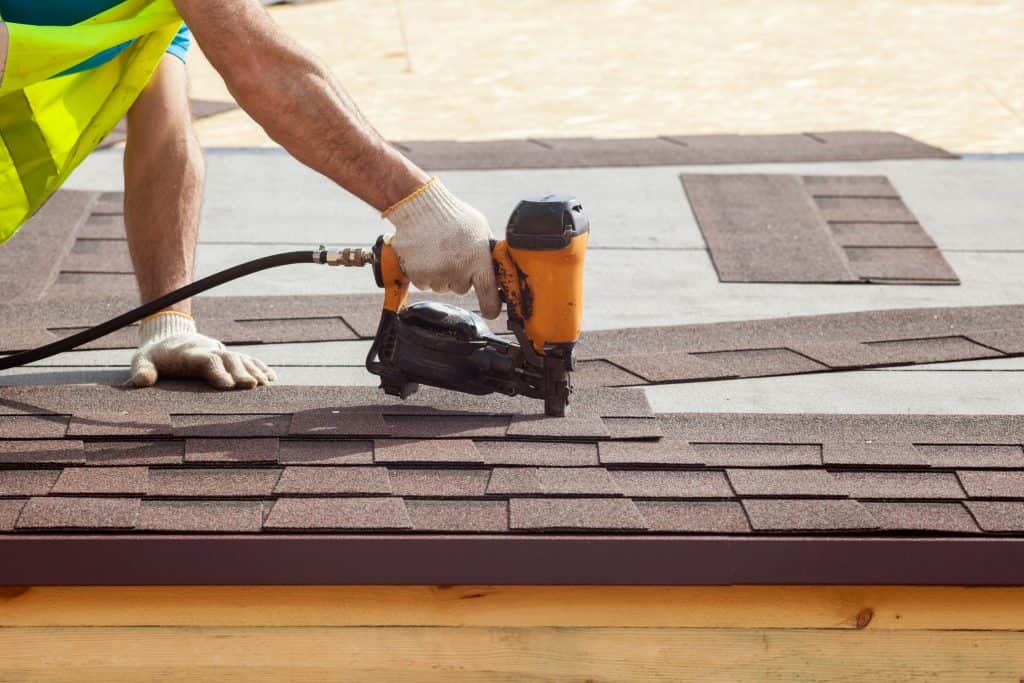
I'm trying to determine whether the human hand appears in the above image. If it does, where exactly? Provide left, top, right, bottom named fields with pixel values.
left=384, top=178, right=501, bottom=319
left=131, top=312, right=276, bottom=389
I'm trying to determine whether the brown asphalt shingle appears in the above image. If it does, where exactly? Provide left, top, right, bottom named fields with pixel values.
left=918, top=445, right=1024, bottom=469
left=476, top=441, right=599, bottom=467
left=17, top=496, right=140, bottom=530
left=957, top=471, right=1024, bottom=499
left=84, top=440, right=184, bottom=466
left=965, top=501, right=1024, bottom=532
left=406, top=499, right=509, bottom=532
left=636, top=500, right=750, bottom=533
left=264, top=497, right=412, bottom=531
left=612, top=470, right=733, bottom=499
left=373, top=438, right=483, bottom=464
left=742, top=499, right=877, bottom=532
left=137, top=500, right=264, bottom=532
left=487, top=468, right=620, bottom=496
left=147, top=468, right=282, bottom=498
left=832, top=471, right=966, bottom=499
left=0, top=415, right=69, bottom=439
left=388, top=469, right=490, bottom=498
left=0, top=440, right=85, bottom=465
left=0, top=499, right=26, bottom=531
left=277, top=440, right=374, bottom=465
left=863, top=502, right=980, bottom=533
left=0, top=470, right=60, bottom=497
left=726, top=469, right=845, bottom=497
left=184, top=438, right=280, bottom=464
left=274, top=466, right=392, bottom=496
left=51, top=467, right=148, bottom=496
left=509, top=498, right=645, bottom=531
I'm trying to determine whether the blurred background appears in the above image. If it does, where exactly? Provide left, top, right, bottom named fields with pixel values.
left=188, top=0, right=1023, bottom=152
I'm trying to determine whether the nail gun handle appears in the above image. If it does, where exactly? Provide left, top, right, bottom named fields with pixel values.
left=491, top=239, right=524, bottom=320
left=371, top=235, right=410, bottom=313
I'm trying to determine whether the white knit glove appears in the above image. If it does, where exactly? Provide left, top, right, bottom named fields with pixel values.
left=131, top=312, right=276, bottom=390
left=385, top=178, right=501, bottom=319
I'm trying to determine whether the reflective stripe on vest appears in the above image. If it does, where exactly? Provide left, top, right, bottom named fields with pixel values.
left=0, top=0, right=181, bottom=242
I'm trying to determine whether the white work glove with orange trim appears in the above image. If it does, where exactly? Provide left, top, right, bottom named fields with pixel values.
left=130, top=311, right=276, bottom=390
left=384, top=177, right=501, bottom=319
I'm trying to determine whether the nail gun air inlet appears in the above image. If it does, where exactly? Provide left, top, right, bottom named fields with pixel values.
left=0, top=249, right=329, bottom=371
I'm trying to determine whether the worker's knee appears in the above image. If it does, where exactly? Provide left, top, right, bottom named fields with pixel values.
left=126, top=56, right=200, bottom=166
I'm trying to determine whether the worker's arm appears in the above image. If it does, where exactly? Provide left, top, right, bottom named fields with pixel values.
left=172, top=0, right=424, bottom=211
left=171, top=0, right=500, bottom=317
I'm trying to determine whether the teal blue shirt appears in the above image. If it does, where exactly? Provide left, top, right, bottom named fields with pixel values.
left=0, top=0, right=191, bottom=75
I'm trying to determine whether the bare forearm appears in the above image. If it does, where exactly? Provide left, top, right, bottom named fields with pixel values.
left=174, top=0, right=428, bottom=211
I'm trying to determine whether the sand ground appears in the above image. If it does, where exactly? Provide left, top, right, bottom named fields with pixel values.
left=184, top=0, right=1023, bottom=152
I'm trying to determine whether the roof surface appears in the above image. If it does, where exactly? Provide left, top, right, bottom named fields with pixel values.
left=2, top=384, right=1024, bottom=584
left=4, top=133, right=1024, bottom=585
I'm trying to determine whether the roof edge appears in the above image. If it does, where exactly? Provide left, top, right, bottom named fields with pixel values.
left=2, top=535, right=1022, bottom=586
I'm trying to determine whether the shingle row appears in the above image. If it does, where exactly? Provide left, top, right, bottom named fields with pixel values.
left=5, top=465, right=1021, bottom=499
left=4, top=496, right=1021, bottom=534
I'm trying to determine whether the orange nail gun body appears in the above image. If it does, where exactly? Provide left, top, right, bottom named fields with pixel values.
left=366, top=196, right=589, bottom=416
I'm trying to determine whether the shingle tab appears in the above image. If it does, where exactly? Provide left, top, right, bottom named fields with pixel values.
left=822, top=441, right=926, bottom=467
left=406, top=499, right=509, bottom=532
left=147, top=468, right=282, bottom=498
left=184, top=438, right=280, bottom=463
left=612, top=470, right=734, bottom=498
left=137, top=500, right=264, bottom=532
left=84, top=440, right=184, bottom=466
left=690, top=443, right=822, bottom=467
left=288, top=409, right=390, bottom=437
left=486, top=467, right=620, bottom=496
left=17, top=496, right=140, bottom=530
left=743, top=499, right=876, bottom=531
left=917, top=445, right=1024, bottom=469
left=170, top=414, right=290, bottom=437
left=637, top=501, right=750, bottom=533
left=965, top=501, right=1024, bottom=532
left=599, top=439, right=703, bottom=465
left=863, top=502, right=979, bottom=533
left=0, top=439, right=85, bottom=465
left=0, top=499, right=26, bottom=531
left=0, top=415, right=69, bottom=439
left=727, top=469, right=845, bottom=497
left=509, top=498, right=645, bottom=531
left=0, top=470, right=60, bottom=497
left=602, top=417, right=663, bottom=440
left=573, top=359, right=648, bottom=387
left=51, top=467, right=148, bottom=496
left=957, top=471, right=1024, bottom=499
left=690, top=348, right=828, bottom=377
left=276, top=440, right=373, bottom=465
left=68, top=412, right=172, bottom=437
left=506, top=415, right=610, bottom=439
left=264, top=497, right=412, bottom=530
left=388, top=469, right=490, bottom=497
left=476, top=441, right=599, bottom=467
left=383, top=414, right=510, bottom=439
left=604, top=352, right=735, bottom=383
left=274, top=466, right=392, bottom=496
left=373, top=438, right=483, bottom=464
left=834, top=471, right=966, bottom=499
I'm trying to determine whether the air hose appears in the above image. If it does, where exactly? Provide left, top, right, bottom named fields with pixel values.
left=0, top=246, right=373, bottom=371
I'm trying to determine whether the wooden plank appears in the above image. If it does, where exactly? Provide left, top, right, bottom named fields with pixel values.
left=5, top=585, right=1024, bottom=631
left=0, top=626, right=1021, bottom=682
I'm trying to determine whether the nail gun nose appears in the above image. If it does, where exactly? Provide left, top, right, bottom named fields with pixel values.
left=314, top=245, right=375, bottom=267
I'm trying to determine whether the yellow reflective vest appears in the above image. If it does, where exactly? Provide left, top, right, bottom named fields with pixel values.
left=0, top=0, right=182, bottom=242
